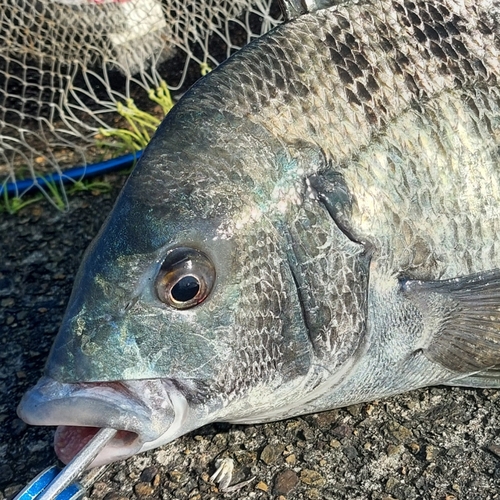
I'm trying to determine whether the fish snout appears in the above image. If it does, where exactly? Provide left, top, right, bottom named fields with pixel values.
left=17, top=376, right=187, bottom=466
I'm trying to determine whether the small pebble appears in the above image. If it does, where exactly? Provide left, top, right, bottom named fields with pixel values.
left=385, top=477, right=399, bottom=492
left=487, top=444, right=500, bottom=457
left=212, top=433, right=228, bottom=447
left=300, top=469, right=325, bottom=487
left=154, top=450, right=171, bottom=466
left=256, top=481, right=268, bottom=492
left=91, top=481, right=109, bottom=497
left=4, top=485, right=23, bottom=498
left=365, top=404, right=375, bottom=416
left=16, top=311, right=27, bottom=321
left=112, top=471, right=127, bottom=483
left=331, top=424, right=352, bottom=439
left=103, top=492, right=128, bottom=500
left=274, top=469, right=299, bottom=495
left=260, top=443, right=285, bottom=465
left=169, top=470, right=183, bottom=483
left=390, top=424, right=413, bottom=442
left=426, top=445, right=440, bottom=461
left=342, top=445, right=358, bottom=460
left=0, top=464, right=13, bottom=485
left=134, top=482, right=155, bottom=497
left=139, top=466, right=158, bottom=483
left=409, top=442, right=420, bottom=453
left=234, top=449, right=257, bottom=465
left=446, top=446, right=461, bottom=457
left=10, top=418, right=27, bottom=436
left=347, top=404, right=362, bottom=417
left=313, top=410, right=339, bottom=427
left=387, top=444, right=404, bottom=457
left=307, top=488, right=321, bottom=499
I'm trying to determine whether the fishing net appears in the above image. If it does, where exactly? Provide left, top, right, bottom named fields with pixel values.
left=0, top=0, right=281, bottom=208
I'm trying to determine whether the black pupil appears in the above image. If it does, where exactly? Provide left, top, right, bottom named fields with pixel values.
left=171, top=276, right=200, bottom=302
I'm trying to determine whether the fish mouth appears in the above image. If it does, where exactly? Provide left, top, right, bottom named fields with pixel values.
left=54, top=426, right=139, bottom=465
left=17, top=376, right=191, bottom=466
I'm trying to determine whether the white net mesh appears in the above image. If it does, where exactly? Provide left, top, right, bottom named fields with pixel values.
left=0, top=0, right=281, bottom=207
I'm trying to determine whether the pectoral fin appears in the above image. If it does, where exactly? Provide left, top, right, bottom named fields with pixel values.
left=402, top=270, right=500, bottom=379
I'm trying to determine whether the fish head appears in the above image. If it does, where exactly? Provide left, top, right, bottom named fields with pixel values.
left=17, top=97, right=321, bottom=466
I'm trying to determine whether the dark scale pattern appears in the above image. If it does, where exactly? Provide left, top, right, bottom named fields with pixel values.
left=191, top=0, right=499, bottom=164
left=6, top=192, right=500, bottom=500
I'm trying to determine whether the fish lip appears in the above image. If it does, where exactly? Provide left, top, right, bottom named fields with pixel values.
left=17, top=376, right=182, bottom=466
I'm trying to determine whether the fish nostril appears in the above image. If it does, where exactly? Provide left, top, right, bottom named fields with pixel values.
left=122, top=297, right=139, bottom=314
left=97, top=314, right=114, bottom=324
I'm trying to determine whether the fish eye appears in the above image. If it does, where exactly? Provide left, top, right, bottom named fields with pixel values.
left=156, top=247, right=215, bottom=309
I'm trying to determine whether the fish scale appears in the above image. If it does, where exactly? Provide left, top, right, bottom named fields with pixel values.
left=196, top=1, right=499, bottom=161
left=344, top=92, right=500, bottom=279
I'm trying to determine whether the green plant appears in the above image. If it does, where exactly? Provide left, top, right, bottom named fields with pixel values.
left=2, top=81, right=174, bottom=213
left=148, top=80, right=175, bottom=114
left=68, top=179, right=112, bottom=195
left=0, top=188, right=43, bottom=214
left=200, top=62, right=213, bottom=76
left=98, top=81, right=174, bottom=153
left=43, top=178, right=67, bottom=210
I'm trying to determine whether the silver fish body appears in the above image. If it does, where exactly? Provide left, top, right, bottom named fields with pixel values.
left=18, top=0, right=500, bottom=466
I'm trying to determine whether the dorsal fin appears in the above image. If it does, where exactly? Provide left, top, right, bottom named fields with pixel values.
left=278, top=0, right=340, bottom=21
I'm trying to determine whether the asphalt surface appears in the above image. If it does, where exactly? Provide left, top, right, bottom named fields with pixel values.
left=1, top=182, right=500, bottom=500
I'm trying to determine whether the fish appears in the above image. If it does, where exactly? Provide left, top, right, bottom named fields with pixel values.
left=17, top=0, right=500, bottom=469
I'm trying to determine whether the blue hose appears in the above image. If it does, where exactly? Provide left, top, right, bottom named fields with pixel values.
left=1, top=150, right=143, bottom=198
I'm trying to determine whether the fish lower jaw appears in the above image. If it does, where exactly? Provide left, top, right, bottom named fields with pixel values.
left=54, top=425, right=140, bottom=466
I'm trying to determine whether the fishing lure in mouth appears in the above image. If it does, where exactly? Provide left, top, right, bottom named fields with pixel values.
left=15, top=429, right=244, bottom=498
left=14, top=429, right=116, bottom=500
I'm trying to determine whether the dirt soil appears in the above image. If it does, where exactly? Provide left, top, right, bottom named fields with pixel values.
left=1, top=184, right=500, bottom=500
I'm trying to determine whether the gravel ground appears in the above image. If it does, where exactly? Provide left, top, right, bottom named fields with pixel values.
left=1, top=182, right=500, bottom=500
